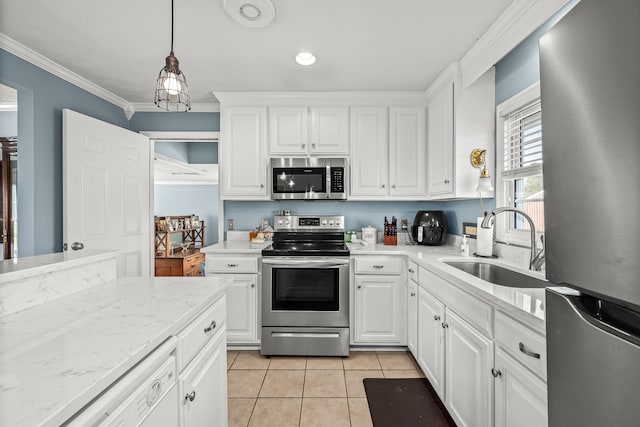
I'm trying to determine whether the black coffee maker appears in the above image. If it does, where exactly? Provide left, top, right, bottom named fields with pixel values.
left=411, top=210, right=448, bottom=245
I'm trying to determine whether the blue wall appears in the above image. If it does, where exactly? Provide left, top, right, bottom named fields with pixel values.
left=0, top=111, right=18, bottom=136
left=129, top=112, right=220, bottom=132
left=154, top=184, right=219, bottom=245
left=0, top=49, right=129, bottom=256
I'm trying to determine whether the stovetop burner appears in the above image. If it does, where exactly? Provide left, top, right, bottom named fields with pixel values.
left=262, top=215, right=350, bottom=257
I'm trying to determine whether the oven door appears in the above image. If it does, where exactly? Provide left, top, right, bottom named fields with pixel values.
left=262, top=257, right=349, bottom=327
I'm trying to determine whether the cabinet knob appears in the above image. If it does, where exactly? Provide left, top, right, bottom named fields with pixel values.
left=185, top=391, right=196, bottom=402
left=251, top=283, right=256, bottom=288
left=392, top=184, right=396, bottom=189
left=227, top=263, right=238, bottom=267
left=444, top=179, right=450, bottom=184
left=491, top=368, right=502, bottom=378
left=357, top=285, right=362, bottom=289
left=204, top=320, right=217, bottom=333
left=312, top=143, right=316, bottom=149
left=301, top=143, right=306, bottom=148
left=410, top=292, right=416, bottom=297
left=381, top=184, right=386, bottom=188
left=260, top=184, right=265, bottom=189
left=408, top=268, right=414, bottom=273
left=433, top=315, right=441, bottom=321
left=441, top=322, right=449, bottom=328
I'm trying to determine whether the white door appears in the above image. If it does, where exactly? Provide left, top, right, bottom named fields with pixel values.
left=309, top=106, right=349, bottom=154
left=226, top=274, right=259, bottom=343
left=268, top=106, right=308, bottom=155
left=354, top=275, right=405, bottom=344
left=181, top=329, right=228, bottom=427
left=407, top=279, right=418, bottom=356
left=349, top=106, right=389, bottom=197
left=417, top=287, right=446, bottom=399
left=63, top=109, right=150, bottom=277
left=445, top=309, right=494, bottom=427
left=427, top=81, right=454, bottom=196
left=389, top=106, right=427, bottom=196
left=494, top=348, right=548, bottom=427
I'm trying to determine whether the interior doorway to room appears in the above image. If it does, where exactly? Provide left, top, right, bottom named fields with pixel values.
left=0, top=84, right=18, bottom=260
left=143, top=132, right=220, bottom=275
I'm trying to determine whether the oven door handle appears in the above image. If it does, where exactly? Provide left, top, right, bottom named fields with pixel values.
left=262, top=258, right=349, bottom=267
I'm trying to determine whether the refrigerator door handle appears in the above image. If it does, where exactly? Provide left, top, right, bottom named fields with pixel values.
left=519, top=342, right=541, bottom=359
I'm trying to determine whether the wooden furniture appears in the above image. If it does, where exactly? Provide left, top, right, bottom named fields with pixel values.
left=155, top=215, right=205, bottom=277
left=155, top=249, right=205, bottom=277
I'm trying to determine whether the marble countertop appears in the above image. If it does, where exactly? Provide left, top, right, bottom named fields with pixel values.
left=0, top=276, right=232, bottom=427
left=349, top=242, right=547, bottom=332
left=201, top=240, right=271, bottom=253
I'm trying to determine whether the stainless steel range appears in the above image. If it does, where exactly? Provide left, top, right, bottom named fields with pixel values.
left=261, top=215, right=350, bottom=356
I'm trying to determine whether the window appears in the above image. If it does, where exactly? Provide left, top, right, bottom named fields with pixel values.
left=495, top=83, right=544, bottom=246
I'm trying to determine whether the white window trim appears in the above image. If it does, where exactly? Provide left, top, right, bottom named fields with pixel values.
left=495, top=82, right=543, bottom=247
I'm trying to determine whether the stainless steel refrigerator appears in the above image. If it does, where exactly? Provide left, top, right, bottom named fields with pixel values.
left=540, top=0, right=640, bottom=425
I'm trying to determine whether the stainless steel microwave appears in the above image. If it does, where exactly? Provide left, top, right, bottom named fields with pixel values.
left=269, top=157, right=347, bottom=200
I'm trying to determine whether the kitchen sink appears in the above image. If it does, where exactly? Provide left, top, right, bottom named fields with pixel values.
left=444, top=260, right=547, bottom=288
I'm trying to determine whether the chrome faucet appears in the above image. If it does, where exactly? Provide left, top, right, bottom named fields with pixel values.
left=481, top=207, right=545, bottom=271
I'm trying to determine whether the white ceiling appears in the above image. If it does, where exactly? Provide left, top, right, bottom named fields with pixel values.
left=0, top=0, right=513, bottom=104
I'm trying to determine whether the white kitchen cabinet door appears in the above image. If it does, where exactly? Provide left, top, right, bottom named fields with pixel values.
left=494, top=348, right=548, bottom=427
left=225, top=274, right=259, bottom=343
left=180, top=328, right=227, bottom=427
left=220, top=106, right=268, bottom=198
left=427, top=81, right=454, bottom=196
left=417, top=286, right=446, bottom=399
left=349, top=106, right=389, bottom=197
left=445, top=309, right=494, bottom=427
left=389, top=106, right=427, bottom=197
left=354, top=275, right=406, bottom=344
left=407, top=279, right=418, bottom=357
left=268, top=106, right=308, bottom=155
left=310, top=106, right=349, bottom=154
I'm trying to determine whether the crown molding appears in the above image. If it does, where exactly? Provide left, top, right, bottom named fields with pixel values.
left=213, top=91, right=428, bottom=106
left=0, top=33, right=134, bottom=115
left=459, top=0, right=571, bottom=89
left=130, top=102, right=221, bottom=114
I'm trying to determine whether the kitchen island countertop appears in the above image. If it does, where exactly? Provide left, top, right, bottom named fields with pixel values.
left=0, top=275, right=232, bottom=427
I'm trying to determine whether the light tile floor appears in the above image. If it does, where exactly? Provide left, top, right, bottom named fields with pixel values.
left=227, top=350, right=425, bottom=427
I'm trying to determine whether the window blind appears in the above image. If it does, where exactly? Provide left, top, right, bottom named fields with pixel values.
left=503, top=99, right=543, bottom=179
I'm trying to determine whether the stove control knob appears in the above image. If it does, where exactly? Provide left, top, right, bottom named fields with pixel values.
left=336, top=219, right=341, bottom=226
left=277, top=219, right=283, bottom=225
left=322, top=219, right=328, bottom=226
left=285, top=220, right=290, bottom=225
left=329, top=220, right=334, bottom=226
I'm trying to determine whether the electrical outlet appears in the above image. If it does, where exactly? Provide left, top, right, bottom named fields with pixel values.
left=401, top=219, right=409, bottom=230
left=227, top=219, right=234, bottom=230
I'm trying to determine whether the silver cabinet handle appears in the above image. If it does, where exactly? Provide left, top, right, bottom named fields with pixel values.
left=185, top=391, right=196, bottom=402
left=444, top=179, right=450, bottom=184
left=441, top=322, right=449, bottom=328
left=204, top=320, right=217, bottom=333
left=227, top=263, right=238, bottom=267
left=71, top=242, right=85, bottom=251
left=408, top=268, right=414, bottom=273
left=373, top=265, right=384, bottom=269
left=410, top=292, right=416, bottom=297
left=491, top=368, right=502, bottom=378
left=519, top=342, right=541, bottom=359
left=433, top=315, right=441, bottom=321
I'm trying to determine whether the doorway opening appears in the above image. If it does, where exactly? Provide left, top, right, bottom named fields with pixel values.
left=0, top=83, right=18, bottom=259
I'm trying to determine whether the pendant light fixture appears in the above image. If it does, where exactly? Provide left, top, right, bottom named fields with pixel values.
left=154, top=0, right=191, bottom=112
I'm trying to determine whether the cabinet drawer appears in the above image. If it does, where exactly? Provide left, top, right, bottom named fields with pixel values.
left=420, top=266, right=493, bottom=337
left=207, top=256, right=258, bottom=273
left=178, top=296, right=226, bottom=369
left=495, top=311, right=547, bottom=381
left=354, top=257, right=403, bottom=275
left=408, top=261, right=418, bottom=282
left=184, top=253, right=205, bottom=276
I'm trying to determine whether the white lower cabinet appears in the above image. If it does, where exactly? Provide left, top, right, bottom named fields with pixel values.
left=407, top=279, right=418, bottom=356
left=180, top=327, right=228, bottom=427
left=353, top=274, right=406, bottom=344
left=445, top=309, right=494, bottom=427
left=417, top=286, right=445, bottom=398
left=206, top=254, right=261, bottom=344
left=494, top=347, right=548, bottom=427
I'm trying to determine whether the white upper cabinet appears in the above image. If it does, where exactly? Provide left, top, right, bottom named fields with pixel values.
left=268, top=106, right=309, bottom=155
left=268, top=105, right=348, bottom=155
left=310, top=106, right=349, bottom=154
left=220, top=106, right=268, bottom=199
left=426, top=65, right=495, bottom=200
left=389, top=106, right=427, bottom=197
left=349, top=106, right=389, bottom=197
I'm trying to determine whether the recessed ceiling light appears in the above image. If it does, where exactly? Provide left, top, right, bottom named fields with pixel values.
left=224, top=0, right=275, bottom=28
left=295, top=52, right=316, bottom=66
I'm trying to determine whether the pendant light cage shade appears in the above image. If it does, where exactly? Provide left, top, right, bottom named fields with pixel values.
left=154, top=53, right=191, bottom=112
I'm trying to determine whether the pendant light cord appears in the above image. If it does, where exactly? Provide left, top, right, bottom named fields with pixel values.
left=170, top=0, right=174, bottom=53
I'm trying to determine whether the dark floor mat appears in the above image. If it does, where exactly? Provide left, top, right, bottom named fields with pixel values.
left=363, top=378, right=456, bottom=427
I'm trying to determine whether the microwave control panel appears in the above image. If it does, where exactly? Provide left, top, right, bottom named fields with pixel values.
left=330, top=167, right=345, bottom=192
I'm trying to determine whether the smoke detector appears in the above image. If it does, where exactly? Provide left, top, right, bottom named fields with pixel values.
left=224, top=0, right=276, bottom=28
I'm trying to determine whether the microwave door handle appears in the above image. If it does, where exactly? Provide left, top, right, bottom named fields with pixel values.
left=262, top=258, right=349, bottom=267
